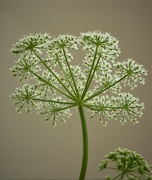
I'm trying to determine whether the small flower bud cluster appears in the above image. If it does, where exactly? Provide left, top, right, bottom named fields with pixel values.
left=99, top=147, right=152, bottom=180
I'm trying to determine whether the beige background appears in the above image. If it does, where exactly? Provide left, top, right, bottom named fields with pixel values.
left=0, top=0, right=151, bottom=179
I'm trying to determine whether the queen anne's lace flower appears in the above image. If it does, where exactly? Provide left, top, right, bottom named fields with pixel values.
left=10, top=31, right=147, bottom=126
left=99, top=147, right=152, bottom=180
left=10, top=33, right=51, bottom=55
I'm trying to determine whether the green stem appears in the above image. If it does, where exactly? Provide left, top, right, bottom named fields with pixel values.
left=84, top=74, right=128, bottom=102
left=81, top=45, right=99, bottom=99
left=33, top=50, right=76, bottom=100
left=29, top=70, right=75, bottom=101
left=119, top=173, right=125, bottom=180
left=78, top=105, right=88, bottom=180
left=62, top=47, right=80, bottom=98
left=32, top=98, right=76, bottom=105
left=56, top=53, right=78, bottom=97
left=84, top=54, right=101, bottom=96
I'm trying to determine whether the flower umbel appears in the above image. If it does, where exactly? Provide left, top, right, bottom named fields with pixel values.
left=11, top=84, right=42, bottom=112
left=10, top=33, right=51, bottom=55
left=10, top=31, right=147, bottom=180
left=39, top=97, right=72, bottom=127
left=115, top=58, right=147, bottom=89
left=10, top=54, right=40, bottom=81
left=99, top=147, right=152, bottom=180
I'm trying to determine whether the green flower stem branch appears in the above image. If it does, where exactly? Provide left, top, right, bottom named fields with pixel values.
left=10, top=31, right=147, bottom=179
left=33, top=50, right=77, bottom=100
left=78, top=105, right=88, bottom=180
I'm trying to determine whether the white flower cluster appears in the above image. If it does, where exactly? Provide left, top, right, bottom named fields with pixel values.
left=37, top=70, right=60, bottom=96
left=89, top=95, right=114, bottom=126
left=113, top=93, right=144, bottom=125
left=49, top=34, right=78, bottom=53
left=39, top=97, right=72, bottom=127
left=115, top=58, right=147, bottom=89
left=10, top=32, right=147, bottom=126
left=62, top=65, right=86, bottom=94
left=88, top=93, right=144, bottom=126
left=10, top=33, right=51, bottom=55
left=10, top=84, right=42, bottom=113
left=79, top=31, right=121, bottom=60
left=10, top=55, right=40, bottom=81
left=94, top=74, right=122, bottom=94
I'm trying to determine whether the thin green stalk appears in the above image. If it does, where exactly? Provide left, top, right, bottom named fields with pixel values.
left=33, top=50, right=76, bottom=100
left=113, top=173, right=123, bottom=180
left=62, top=47, right=80, bottom=98
left=29, top=70, right=75, bottom=101
left=83, top=103, right=141, bottom=110
left=119, top=173, right=125, bottom=180
left=78, top=105, right=88, bottom=180
left=56, top=54, right=78, bottom=97
left=84, top=54, right=101, bottom=96
left=32, top=98, right=76, bottom=105
left=84, top=74, right=128, bottom=102
left=81, top=45, right=99, bottom=99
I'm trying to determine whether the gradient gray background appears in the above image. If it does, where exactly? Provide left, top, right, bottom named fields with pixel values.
left=0, top=0, right=151, bottom=179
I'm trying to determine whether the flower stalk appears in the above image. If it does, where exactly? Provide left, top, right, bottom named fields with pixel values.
left=78, top=105, right=88, bottom=180
left=10, top=31, right=148, bottom=179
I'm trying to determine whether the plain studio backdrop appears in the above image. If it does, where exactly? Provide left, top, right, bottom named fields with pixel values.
left=0, top=0, right=151, bottom=179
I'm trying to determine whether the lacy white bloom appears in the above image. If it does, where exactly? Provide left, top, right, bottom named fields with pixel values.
left=10, top=55, right=40, bottom=81
left=83, top=53, right=113, bottom=74
left=88, top=95, right=115, bottom=126
left=11, top=84, right=42, bottom=113
left=115, top=58, right=147, bottom=89
left=10, top=31, right=147, bottom=127
left=10, top=33, right=51, bottom=55
left=87, top=92, right=144, bottom=126
left=95, top=74, right=122, bottom=94
left=62, top=65, right=86, bottom=94
left=36, top=70, right=60, bottom=96
left=39, top=97, right=72, bottom=126
left=46, top=50, right=65, bottom=67
left=113, top=93, right=144, bottom=125
left=79, top=31, right=121, bottom=60
left=49, top=34, right=78, bottom=53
